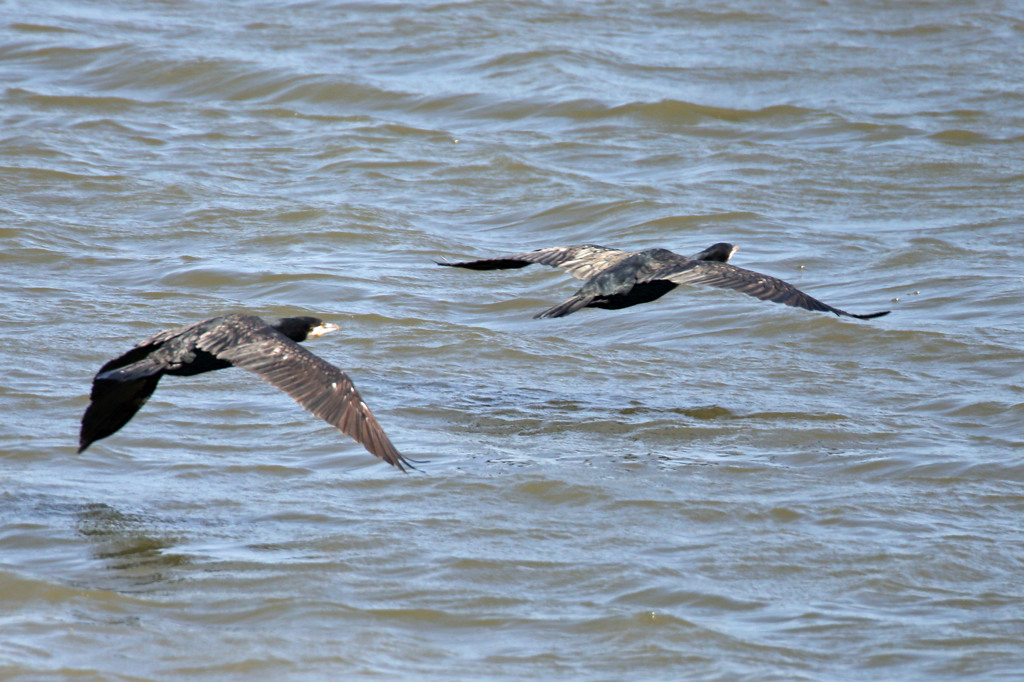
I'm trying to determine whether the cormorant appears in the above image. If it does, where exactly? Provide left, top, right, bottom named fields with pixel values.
left=438, top=242, right=889, bottom=320
left=78, top=314, right=412, bottom=471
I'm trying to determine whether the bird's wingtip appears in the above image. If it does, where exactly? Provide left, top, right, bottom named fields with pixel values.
left=395, top=455, right=427, bottom=473
left=855, top=310, right=891, bottom=320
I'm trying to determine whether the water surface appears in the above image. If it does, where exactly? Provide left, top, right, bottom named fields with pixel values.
left=2, top=1, right=1023, bottom=679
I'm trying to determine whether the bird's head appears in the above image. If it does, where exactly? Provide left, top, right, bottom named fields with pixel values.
left=273, top=317, right=340, bottom=342
left=693, top=242, right=738, bottom=263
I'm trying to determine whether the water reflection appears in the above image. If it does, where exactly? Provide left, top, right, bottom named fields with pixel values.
left=74, top=503, right=191, bottom=585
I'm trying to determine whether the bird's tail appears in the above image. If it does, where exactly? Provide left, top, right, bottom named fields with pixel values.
left=535, top=295, right=593, bottom=319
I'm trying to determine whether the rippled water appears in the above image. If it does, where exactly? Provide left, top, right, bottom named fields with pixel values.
left=2, top=0, right=1023, bottom=679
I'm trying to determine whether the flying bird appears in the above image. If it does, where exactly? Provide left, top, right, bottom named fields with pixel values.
left=438, top=242, right=889, bottom=320
left=78, top=314, right=412, bottom=471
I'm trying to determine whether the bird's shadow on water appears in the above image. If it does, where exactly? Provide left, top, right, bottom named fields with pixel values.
left=73, top=502, right=193, bottom=588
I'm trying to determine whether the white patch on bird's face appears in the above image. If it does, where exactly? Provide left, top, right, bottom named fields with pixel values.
left=309, top=322, right=340, bottom=338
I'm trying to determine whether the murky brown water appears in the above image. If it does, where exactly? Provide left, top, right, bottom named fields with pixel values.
left=2, top=1, right=1023, bottom=679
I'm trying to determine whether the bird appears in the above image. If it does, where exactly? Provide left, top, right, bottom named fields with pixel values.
left=78, top=314, right=412, bottom=471
left=437, top=242, right=890, bottom=320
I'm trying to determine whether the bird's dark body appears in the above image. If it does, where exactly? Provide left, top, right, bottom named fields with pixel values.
left=573, top=250, right=680, bottom=310
left=104, top=349, right=229, bottom=378
left=166, top=353, right=230, bottom=376
left=589, top=280, right=679, bottom=310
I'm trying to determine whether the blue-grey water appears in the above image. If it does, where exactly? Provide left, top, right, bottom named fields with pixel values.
left=2, top=1, right=1023, bottom=679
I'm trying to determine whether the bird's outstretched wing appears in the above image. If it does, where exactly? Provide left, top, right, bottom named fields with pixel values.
left=78, top=327, right=186, bottom=453
left=649, top=257, right=890, bottom=319
left=437, top=244, right=632, bottom=280
left=78, top=373, right=163, bottom=453
left=197, top=319, right=411, bottom=471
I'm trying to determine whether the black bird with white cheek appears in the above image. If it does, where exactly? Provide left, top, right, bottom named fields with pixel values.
left=78, top=314, right=412, bottom=471
left=438, top=242, right=889, bottom=320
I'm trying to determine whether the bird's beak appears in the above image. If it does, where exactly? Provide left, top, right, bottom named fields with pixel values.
left=309, top=322, right=340, bottom=338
